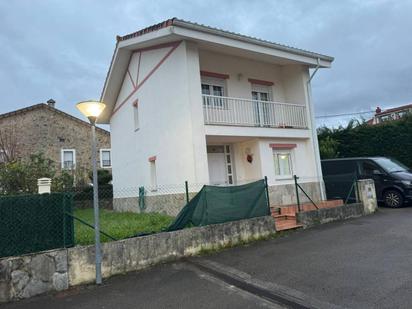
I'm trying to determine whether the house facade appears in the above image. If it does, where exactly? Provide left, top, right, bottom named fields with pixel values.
left=367, top=104, right=412, bottom=125
left=100, top=19, right=334, bottom=213
left=0, top=100, right=112, bottom=177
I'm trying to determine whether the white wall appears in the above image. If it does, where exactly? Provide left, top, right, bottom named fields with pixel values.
left=199, top=49, right=286, bottom=102
left=258, top=138, right=317, bottom=186
left=110, top=41, right=208, bottom=194
left=110, top=41, right=321, bottom=194
left=232, top=140, right=262, bottom=182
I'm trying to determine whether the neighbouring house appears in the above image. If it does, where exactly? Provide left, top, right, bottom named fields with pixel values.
left=99, top=18, right=334, bottom=214
left=0, top=100, right=112, bottom=176
left=367, top=104, right=412, bottom=125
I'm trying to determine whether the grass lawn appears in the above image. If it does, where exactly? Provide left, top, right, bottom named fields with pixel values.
left=73, top=208, right=174, bottom=246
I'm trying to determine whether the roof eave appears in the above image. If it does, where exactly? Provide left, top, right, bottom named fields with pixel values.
left=172, top=19, right=334, bottom=64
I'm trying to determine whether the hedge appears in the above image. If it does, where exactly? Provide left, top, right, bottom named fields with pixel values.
left=318, top=116, right=412, bottom=168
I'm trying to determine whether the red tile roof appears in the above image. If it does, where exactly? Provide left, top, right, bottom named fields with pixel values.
left=376, top=103, right=412, bottom=116
left=115, top=18, right=333, bottom=61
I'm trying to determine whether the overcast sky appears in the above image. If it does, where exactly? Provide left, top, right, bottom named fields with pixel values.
left=1, top=0, right=411, bottom=128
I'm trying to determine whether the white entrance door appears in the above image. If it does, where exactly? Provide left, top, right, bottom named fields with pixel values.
left=208, top=153, right=227, bottom=185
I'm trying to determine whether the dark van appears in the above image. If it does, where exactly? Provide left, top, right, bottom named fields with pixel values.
left=321, top=157, right=412, bottom=208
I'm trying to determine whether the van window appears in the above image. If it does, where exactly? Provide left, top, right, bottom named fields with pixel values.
left=360, top=161, right=381, bottom=176
left=322, top=160, right=358, bottom=176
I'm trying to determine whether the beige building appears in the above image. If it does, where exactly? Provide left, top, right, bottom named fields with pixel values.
left=0, top=100, right=111, bottom=174
left=367, top=103, right=412, bottom=125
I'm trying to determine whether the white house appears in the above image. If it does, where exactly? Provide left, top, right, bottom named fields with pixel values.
left=99, top=18, right=334, bottom=213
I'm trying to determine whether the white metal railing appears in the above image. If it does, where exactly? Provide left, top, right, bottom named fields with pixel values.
left=202, top=95, right=308, bottom=129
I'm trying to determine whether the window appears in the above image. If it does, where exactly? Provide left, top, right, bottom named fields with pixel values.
left=61, top=149, right=75, bottom=170
left=133, top=100, right=139, bottom=131
left=201, top=77, right=226, bottom=108
left=361, top=161, right=381, bottom=176
left=100, top=149, right=111, bottom=168
left=273, top=151, right=293, bottom=178
left=150, top=161, right=157, bottom=190
left=251, top=84, right=273, bottom=126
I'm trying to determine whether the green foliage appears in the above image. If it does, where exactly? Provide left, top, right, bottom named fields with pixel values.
left=318, top=115, right=412, bottom=167
left=319, top=136, right=340, bottom=159
left=52, top=170, right=75, bottom=192
left=88, top=169, right=112, bottom=185
left=74, top=208, right=174, bottom=245
left=0, top=153, right=56, bottom=194
left=0, top=153, right=89, bottom=194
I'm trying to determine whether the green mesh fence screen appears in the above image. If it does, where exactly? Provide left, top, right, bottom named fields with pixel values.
left=0, top=193, right=74, bottom=258
left=167, top=179, right=270, bottom=231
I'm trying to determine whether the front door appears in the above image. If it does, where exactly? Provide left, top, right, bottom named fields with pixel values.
left=207, top=145, right=233, bottom=185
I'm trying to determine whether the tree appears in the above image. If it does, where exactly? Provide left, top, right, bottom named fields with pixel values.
left=319, top=136, right=339, bottom=159
left=0, top=125, right=20, bottom=163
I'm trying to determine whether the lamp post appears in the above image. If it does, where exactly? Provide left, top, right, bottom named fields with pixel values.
left=76, top=100, right=106, bottom=284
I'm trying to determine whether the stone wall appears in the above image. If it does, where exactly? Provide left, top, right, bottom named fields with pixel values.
left=113, top=192, right=198, bottom=216
left=0, top=249, right=68, bottom=302
left=0, top=216, right=276, bottom=303
left=296, top=203, right=364, bottom=228
left=296, top=179, right=377, bottom=228
left=0, top=104, right=110, bottom=177
left=268, top=181, right=321, bottom=206
left=113, top=182, right=322, bottom=216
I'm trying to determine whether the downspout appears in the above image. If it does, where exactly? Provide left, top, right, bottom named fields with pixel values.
left=306, top=58, right=326, bottom=200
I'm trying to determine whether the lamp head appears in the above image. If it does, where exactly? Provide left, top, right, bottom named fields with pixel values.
left=76, top=100, right=106, bottom=124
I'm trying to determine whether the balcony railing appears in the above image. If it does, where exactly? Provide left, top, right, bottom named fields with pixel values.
left=202, top=95, right=308, bottom=129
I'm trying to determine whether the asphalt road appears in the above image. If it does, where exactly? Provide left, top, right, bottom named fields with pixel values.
left=4, top=207, right=412, bottom=309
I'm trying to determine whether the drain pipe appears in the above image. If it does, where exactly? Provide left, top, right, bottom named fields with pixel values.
left=306, top=58, right=326, bottom=200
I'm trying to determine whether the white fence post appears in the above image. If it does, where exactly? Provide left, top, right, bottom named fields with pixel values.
left=37, top=177, right=52, bottom=194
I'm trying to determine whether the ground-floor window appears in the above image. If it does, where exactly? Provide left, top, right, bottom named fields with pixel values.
left=100, top=149, right=111, bottom=168
left=273, top=150, right=293, bottom=179
left=61, top=149, right=76, bottom=170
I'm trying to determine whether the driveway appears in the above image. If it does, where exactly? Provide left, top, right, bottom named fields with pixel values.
left=4, top=207, right=412, bottom=309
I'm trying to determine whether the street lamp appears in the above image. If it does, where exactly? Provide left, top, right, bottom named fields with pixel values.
left=76, top=100, right=106, bottom=284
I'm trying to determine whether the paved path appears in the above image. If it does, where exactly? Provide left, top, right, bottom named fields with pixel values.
left=4, top=207, right=412, bottom=309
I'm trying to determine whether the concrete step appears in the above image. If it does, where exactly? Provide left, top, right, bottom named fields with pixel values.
left=273, top=214, right=296, bottom=220
left=275, top=218, right=303, bottom=231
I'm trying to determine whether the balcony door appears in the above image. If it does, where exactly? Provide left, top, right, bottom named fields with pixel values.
left=251, top=84, right=272, bottom=126
left=201, top=76, right=226, bottom=108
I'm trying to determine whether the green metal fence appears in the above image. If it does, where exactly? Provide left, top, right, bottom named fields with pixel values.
left=0, top=193, right=74, bottom=258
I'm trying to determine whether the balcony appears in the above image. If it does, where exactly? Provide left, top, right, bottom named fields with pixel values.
left=202, top=95, right=308, bottom=129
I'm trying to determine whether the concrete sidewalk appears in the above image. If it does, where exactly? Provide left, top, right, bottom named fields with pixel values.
left=4, top=207, right=412, bottom=309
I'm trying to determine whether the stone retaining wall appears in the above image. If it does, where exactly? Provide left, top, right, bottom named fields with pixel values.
left=0, top=249, right=68, bottom=302
left=296, top=179, right=378, bottom=228
left=0, top=216, right=276, bottom=303
left=296, top=203, right=364, bottom=228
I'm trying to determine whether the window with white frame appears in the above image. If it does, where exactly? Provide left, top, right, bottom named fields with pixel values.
left=61, top=149, right=76, bottom=170
left=201, top=77, right=226, bottom=108
left=251, top=84, right=272, bottom=102
left=100, top=149, right=111, bottom=168
left=273, top=150, right=293, bottom=178
left=133, top=100, right=139, bottom=131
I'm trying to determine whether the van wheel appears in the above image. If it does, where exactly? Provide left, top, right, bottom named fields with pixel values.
left=383, top=190, right=404, bottom=208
